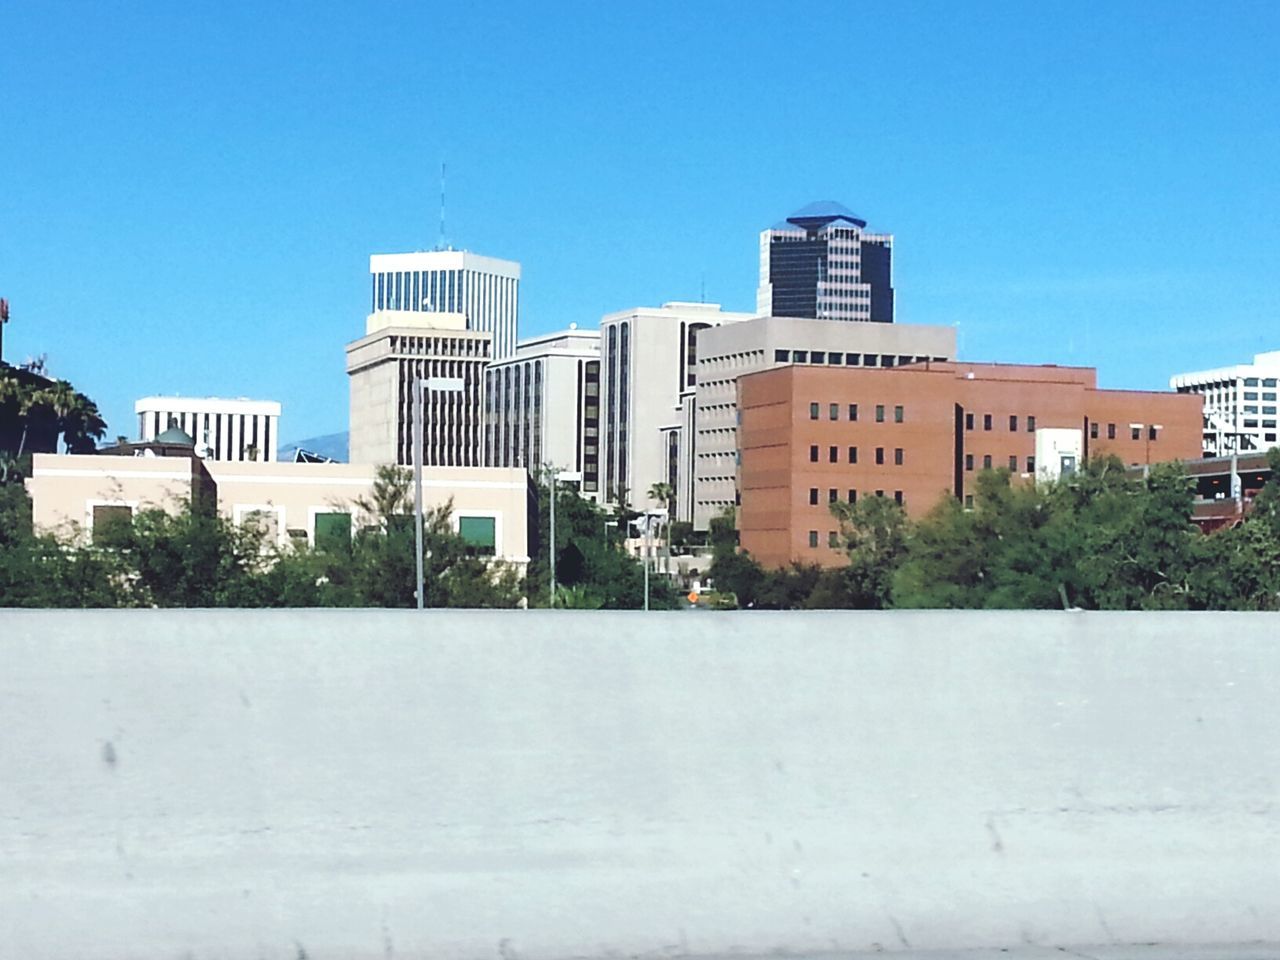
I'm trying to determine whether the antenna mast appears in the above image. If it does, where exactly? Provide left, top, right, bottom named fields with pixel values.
left=438, top=162, right=447, bottom=251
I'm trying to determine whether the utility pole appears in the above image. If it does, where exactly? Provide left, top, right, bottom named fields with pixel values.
left=0, top=298, right=9, bottom=365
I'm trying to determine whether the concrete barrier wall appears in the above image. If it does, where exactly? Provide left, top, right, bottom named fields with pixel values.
left=1, top=610, right=1277, bottom=959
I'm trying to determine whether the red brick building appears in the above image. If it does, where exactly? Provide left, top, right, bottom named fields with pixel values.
left=737, top=361, right=1203, bottom=568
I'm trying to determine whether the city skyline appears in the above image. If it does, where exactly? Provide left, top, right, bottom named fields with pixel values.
left=2, top=3, right=1278, bottom=444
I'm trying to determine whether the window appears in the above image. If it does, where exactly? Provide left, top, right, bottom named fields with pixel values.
left=458, top=516, right=496, bottom=556
left=793, top=351, right=808, bottom=363
left=845, top=353, right=860, bottom=366
left=809, top=488, right=819, bottom=505
left=315, top=512, right=352, bottom=552
left=964, top=495, right=974, bottom=509
left=965, top=413, right=974, bottom=431
left=983, top=454, right=992, bottom=469
left=1131, top=426, right=1141, bottom=440
left=774, top=349, right=789, bottom=362
left=1027, top=416, right=1037, bottom=432
left=1265, top=379, right=1278, bottom=388
left=875, top=489, right=885, bottom=497
left=809, top=402, right=819, bottom=420
left=1148, top=426, right=1157, bottom=441
left=811, top=352, right=826, bottom=364
left=828, top=488, right=838, bottom=503
left=91, top=504, right=133, bottom=547
left=828, top=530, right=839, bottom=548
left=875, top=447, right=885, bottom=465
left=893, top=491, right=903, bottom=505
left=1027, top=456, right=1036, bottom=472
left=894, top=448, right=904, bottom=465
left=1107, top=423, right=1116, bottom=439
left=875, top=404, right=885, bottom=422
left=1090, top=422, right=1099, bottom=439
left=848, top=446, right=858, bottom=464
left=829, top=403, right=839, bottom=421
left=810, top=445, right=819, bottom=462
left=1009, top=455, right=1018, bottom=471
left=848, top=403, right=858, bottom=421
left=1245, top=392, right=1258, bottom=401
left=965, top=454, right=974, bottom=471
left=847, top=489, right=857, bottom=503
left=1245, top=377, right=1260, bottom=386
left=894, top=405, right=904, bottom=423
left=808, top=530, right=819, bottom=548
left=983, top=414, right=992, bottom=431
left=829, top=446, right=838, bottom=463
left=1009, top=415, right=1018, bottom=431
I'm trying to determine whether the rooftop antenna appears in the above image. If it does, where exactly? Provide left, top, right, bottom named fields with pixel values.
left=438, top=161, right=447, bottom=251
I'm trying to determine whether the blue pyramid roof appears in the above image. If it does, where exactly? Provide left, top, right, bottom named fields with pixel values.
left=784, top=200, right=867, bottom=230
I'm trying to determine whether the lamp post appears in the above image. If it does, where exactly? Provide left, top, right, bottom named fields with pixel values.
left=636, top=508, right=667, bottom=611
left=413, top=375, right=465, bottom=610
left=549, top=468, right=583, bottom=607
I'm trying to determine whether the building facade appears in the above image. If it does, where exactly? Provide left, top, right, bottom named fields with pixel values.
left=691, top=317, right=956, bottom=528
left=346, top=310, right=490, bottom=468
left=598, top=302, right=755, bottom=510
left=135, top=396, right=281, bottom=462
left=369, top=250, right=520, bottom=360
left=756, top=201, right=894, bottom=323
left=26, top=454, right=530, bottom=565
left=484, top=326, right=601, bottom=494
left=1170, top=351, right=1280, bottom=456
left=736, top=361, right=1203, bottom=568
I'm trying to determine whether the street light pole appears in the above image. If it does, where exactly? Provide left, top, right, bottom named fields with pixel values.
left=413, top=374, right=464, bottom=611
left=549, top=468, right=582, bottom=608
left=413, top=377, right=425, bottom=611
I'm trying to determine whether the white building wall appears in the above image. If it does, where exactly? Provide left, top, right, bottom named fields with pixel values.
left=370, top=250, right=520, bottom=359
left=134, top=396, right=282, bottom=462
left=599, top=302, right=755, bottom=512
left=1170, top=351, right=1280, bottom=456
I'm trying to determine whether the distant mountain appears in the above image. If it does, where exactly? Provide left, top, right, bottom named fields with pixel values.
left=277, top=431, right=348, bottom=463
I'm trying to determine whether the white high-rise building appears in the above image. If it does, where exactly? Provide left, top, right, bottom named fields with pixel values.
left=1170, top=351, right=1280, bottom=456
left=485, top=326, right=601, bottom=496
left=346, top=310, right=490, bottom=468
left=369, top=250, right=520, bottom=360
left=599, top=302, right=755, bottom=511
left=135, top=396, right=281, bottom=462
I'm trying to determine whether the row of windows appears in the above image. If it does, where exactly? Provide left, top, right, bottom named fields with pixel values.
left=778, top=350, right=936, bottom=368
left=965, top=413, right=1035, bottom=432
left=808, top=445, right=903, bottom=466
left=809, top=402, right=904, bottom=423
left=966, top=454, right=1035, bottom=472
left=1088, top=422, right=1161, bottom=441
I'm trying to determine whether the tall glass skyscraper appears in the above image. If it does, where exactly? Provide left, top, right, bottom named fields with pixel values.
left=756, top=201, right=894, bottom=323
left=369, top=250, right=520, bottom=359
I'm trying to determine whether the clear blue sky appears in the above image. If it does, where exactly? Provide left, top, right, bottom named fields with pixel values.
left=2, top=1, right=1278, bottom=444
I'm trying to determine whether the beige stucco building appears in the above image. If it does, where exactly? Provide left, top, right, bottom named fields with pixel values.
left=26, top=454, right=529, bottom=565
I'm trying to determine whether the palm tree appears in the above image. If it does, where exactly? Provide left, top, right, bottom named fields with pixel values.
left=647, top=481, right=675, bottom=575
left=44, top=381, right=106, bottom=453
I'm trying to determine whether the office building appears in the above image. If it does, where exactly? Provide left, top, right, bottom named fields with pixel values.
left=485, top=326, right=602, bottom=495
left=690, top=317, right=956, bottom=528
left=369, top=250, right=520, bottom=359
left=599, top=302, right=755, bottom=510
left=1170, top=351, right=1280, bottom=456
left=756, top=201, right=894, bottom=323
left=135, top=396, right=281, bottom=462
left=346, top=309, right=489, bottom=468
left=26, top=453, right=529, bottom=565
left=736, top=361, right=1202, bottom=568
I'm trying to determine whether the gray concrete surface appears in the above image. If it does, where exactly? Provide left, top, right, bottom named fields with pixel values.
left=0, top=609, right=1277, bottom=960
